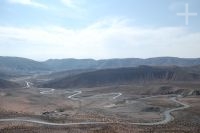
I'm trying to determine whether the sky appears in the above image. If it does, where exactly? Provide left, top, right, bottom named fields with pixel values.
left=0, top=0, right=200, bottom=61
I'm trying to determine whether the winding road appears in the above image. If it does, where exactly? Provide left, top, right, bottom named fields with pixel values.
left=40, top=89, right=55, bottom=94
left=0, top=82, right=190, bottom=126
left=0, top=96, right=190, bottom=126
left=0, top=118, right=112, bottom=126
left=129, top=96, right=190, bottom=125
left=66, top=91, right=82, bottom=100
left=86, top=92, right=122, bottom=100
left=112, top=93, right=122, bottom=99
left=23, top=81, right=31, bottom=88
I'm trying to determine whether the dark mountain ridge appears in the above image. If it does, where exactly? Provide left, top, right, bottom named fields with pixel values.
left=42, top=65, right=200, bottom=89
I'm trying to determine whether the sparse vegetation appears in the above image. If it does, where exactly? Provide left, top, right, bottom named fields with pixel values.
left=1, top=57, right=200, bottom=132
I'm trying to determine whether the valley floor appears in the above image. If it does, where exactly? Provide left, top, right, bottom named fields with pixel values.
left=0, top=80, right=200, bottom=133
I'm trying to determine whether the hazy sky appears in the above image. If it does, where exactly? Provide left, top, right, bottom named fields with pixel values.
left=0, top=0, right=200, bottom=60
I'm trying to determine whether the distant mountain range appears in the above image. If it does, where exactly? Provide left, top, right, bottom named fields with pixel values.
left=1, top=56, right=200, bottom=89
left=44, top=57, right=200, bottom=71
left=1, top=56, right=200, bottom=73
left=0, top=56, right=49, bottom=74
left=42, top=65, right=200, bottom=88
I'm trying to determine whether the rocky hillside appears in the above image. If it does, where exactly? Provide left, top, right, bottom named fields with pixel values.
left=42, top=66, right=200, bottom=88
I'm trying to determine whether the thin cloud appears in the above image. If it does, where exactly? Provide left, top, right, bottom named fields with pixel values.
left=7, top=0, right=48, bottom=9
left=60, top=0, right=84, bottom=10
left=169, top=1, right=186, bottom=12
left=61, top=0, right=77, bottom=8
left=0, top=18, right=200, bottom=60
